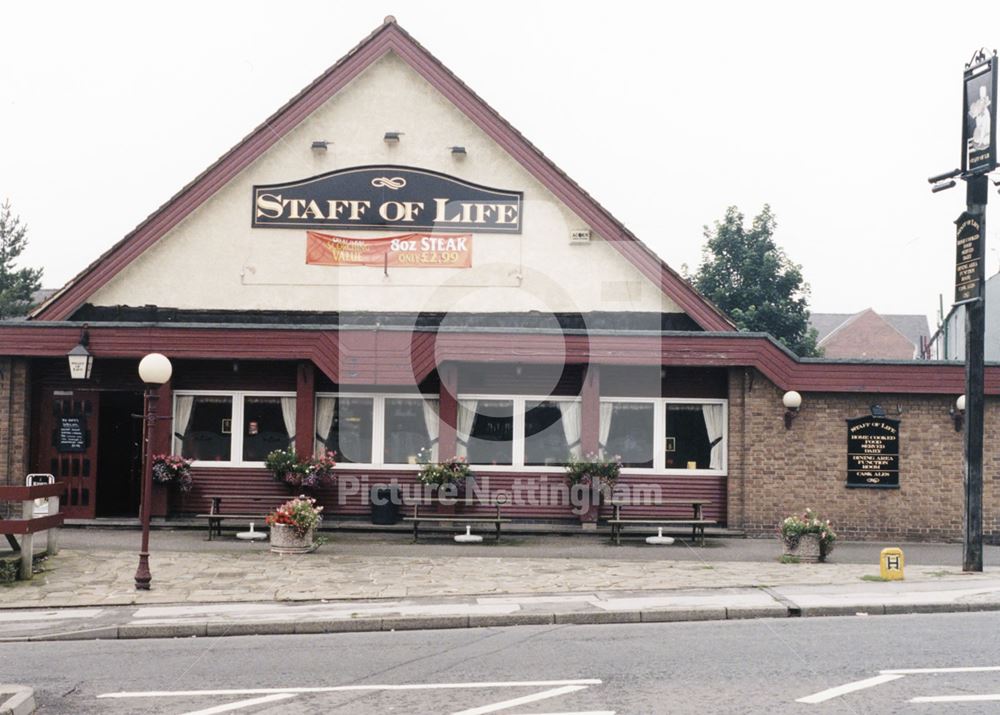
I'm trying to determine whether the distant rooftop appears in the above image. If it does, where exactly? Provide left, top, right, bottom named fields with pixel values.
left=812, top=311, right=929, bottom=348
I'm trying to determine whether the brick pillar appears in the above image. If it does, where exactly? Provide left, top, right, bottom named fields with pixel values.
left=0, top=358, right=31, bottom=518
left=295, top=362, right=316, bottom=458
left=438, top=363, right=458, bottom=460
left=150, top=380, right=174, bottom=518
left=726, top=367, right=747, bottom=530
left=581, top=364, right=600, bottom=456
left=152, top=380, right=173, bottom=454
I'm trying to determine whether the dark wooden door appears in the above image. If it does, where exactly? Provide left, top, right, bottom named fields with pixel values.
left=37, top=390, right=100, bottom=519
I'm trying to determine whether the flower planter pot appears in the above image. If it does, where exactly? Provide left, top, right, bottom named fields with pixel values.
left=269, top=524, right=316, bottom=554
left=782, top=532, right=823, bottom=563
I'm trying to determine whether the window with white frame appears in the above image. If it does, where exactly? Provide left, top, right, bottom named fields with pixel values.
left=314, top=394, right=440, bottom=466
left=173, top=392, right=296, bottom=465
left=600, top=398, right=727, bottom=473
left=600, top=401, right=655, bottom=468
left=457, top=396, right=582, bottom=468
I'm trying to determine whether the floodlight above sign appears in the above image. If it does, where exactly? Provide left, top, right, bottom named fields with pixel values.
left=252, top=165, right=522, bottom=234
left=962, top=50, right=998, bottom=176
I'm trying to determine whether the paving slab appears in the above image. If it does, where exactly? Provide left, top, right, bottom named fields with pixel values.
left=2, top=528, right=1000, bottom=641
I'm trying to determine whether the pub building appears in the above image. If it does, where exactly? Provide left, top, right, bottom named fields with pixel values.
left=1, top=18, right=997, bottom=541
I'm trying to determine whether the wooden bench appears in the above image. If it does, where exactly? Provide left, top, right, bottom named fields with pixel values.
left=608, top=499, right=716, bottom=546
left=403, top=496, right=510, bottom=542
left=0, top=481, right=64, bottom=580
left=197, top=495, right=289, bottom=540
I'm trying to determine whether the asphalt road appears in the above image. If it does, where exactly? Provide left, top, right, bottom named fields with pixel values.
left=4, top=612, right=1000, bottom=714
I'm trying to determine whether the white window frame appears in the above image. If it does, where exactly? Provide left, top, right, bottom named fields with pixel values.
left=600, top=396, right=728, bottom=476
left=457, top=394, right=582, bottom=472
left=173, top=390, right=296, bottom=468
left=315, top=392, right=440, bottom=468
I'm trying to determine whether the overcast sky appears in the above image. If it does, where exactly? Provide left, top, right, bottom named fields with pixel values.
left=3, top=1, right=999, bottom=329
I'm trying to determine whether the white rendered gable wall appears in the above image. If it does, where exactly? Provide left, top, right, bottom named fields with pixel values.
left=89, top=53, right=683, bottom=317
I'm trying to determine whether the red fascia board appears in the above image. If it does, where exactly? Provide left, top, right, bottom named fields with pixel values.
left=0, top=323, right=984, bottom=394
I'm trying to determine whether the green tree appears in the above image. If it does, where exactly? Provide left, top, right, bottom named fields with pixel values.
left=0, top=200, right=43, bottom=320
left=690, top=205, right=820, bottom=357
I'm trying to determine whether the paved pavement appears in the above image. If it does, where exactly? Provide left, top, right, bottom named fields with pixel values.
left=1, top=526, right=999, bottom=642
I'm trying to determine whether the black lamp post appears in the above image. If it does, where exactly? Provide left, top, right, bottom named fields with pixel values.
left=134, top=353, right=172, bottom=590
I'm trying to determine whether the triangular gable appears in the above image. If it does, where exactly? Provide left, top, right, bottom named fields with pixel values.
left=32, top=17, right=733, bottom=331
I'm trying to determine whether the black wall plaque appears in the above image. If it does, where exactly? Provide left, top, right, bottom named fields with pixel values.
left=58, top=416, right=87, bottom=453
left=252, top=165, right=522, bottom=233
left=956, top=211, right=984, bottom=303
left=846, top=416, right=900, bottom=488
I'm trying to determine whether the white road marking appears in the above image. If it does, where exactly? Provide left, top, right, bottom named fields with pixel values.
left=884, top=665, right=1000, bottom=674
left=0, top=608, right=103, bottom=622
left=796, top=674, right=904, bottom=704
left=450, top=685, right=587, bottom=715
left=98, top=679, right=602, bottom=698
left=911, top=694, right=1000, bottom=703
left=180, top=693, right=297, bottom=715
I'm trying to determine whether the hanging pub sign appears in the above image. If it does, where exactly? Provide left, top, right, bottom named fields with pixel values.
left=306, top=231, right=473, bottom=268
left=252, top=165, right=522, bottom=233
left=955, top=211, right=984, bottom=303
left=846, top=416, right=900, bottom=489
left=962, top=51, right=998, bottom=176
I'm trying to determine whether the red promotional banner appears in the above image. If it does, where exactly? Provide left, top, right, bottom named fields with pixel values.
left=306, top=231, right=472, bottom=268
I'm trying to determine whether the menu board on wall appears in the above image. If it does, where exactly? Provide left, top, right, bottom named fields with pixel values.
left=846, top=416, right=900, bottom=489
left=57, top=416, right=87, bottom=453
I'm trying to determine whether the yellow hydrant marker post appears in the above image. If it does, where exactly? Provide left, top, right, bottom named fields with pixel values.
left=880, top=547, right=904, bottom=580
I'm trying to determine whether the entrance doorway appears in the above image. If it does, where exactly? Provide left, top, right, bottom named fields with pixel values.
left=96, top=391, right=144, bottom=517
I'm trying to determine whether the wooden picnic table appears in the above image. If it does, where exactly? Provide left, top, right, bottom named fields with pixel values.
left=197, top=494, right=290, bottom=540
left=608, top=498, right=716, bottom=546
left=402, top=496, right=510, bottom=542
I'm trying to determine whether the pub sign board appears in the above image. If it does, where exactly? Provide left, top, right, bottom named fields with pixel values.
left=846, top=416, right=900, bottom=489
left=962, top=53, right=998, bottom=176
left=955, top=211, right=984, bottom=303
left=252, top=165, right=523, bottom=234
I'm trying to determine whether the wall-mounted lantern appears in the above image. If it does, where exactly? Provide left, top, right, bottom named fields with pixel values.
left=951, top=394, right=966, bottom=432
left=782, top=390, right=802, bottom=429
left=67, top=325, right=93, bottom=380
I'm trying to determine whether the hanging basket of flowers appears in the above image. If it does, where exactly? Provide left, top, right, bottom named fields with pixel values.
left=265, top=448, right=337, bottom=491
left=150, top=454, right=194, bottom=492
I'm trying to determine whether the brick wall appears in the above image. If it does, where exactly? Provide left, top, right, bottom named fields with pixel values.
left=0, top=358, right=31, bottom=517
left=730, top=368, right=993, bottom=541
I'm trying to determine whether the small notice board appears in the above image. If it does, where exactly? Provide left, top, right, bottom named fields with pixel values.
left=58, top=416, right=87, bottom=453
left=846, top=416, right=900, bottom=489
